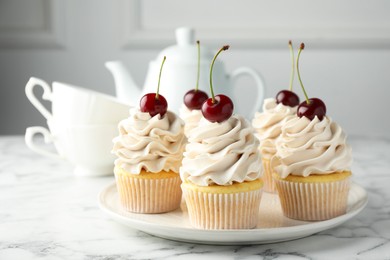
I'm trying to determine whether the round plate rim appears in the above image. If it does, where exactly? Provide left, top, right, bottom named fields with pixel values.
left=98, top=182, right=368, bottom=245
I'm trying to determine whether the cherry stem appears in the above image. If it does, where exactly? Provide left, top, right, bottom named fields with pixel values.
left=296, top=43, right=310, bottom=104
left=195, top=40, right=200, bottom=91
left=209, top=45, right=229, bottom=103
left=289, top=40, right=294, bottom=91
left=156, top=56, right=166, bottom=99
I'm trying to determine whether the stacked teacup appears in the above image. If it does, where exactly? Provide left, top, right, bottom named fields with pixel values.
left=25, top=77, right=130, bottom=177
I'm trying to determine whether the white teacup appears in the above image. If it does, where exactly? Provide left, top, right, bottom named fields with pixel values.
left=25, top=77, right=130, bottom=125
left=25, top=121, right=118, bottom=177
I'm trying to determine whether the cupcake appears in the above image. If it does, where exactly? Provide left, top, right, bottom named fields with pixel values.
left=271, top=42, right=353, bottom=221
left=252, top=98, right=297, bottom=193
left=252, top=41, right=301, bottom=193
left=272, top=116, right=352, bottom=221
left=112, top=107, right=186, bottom=213
left=180, top=115, right=263, bottom=229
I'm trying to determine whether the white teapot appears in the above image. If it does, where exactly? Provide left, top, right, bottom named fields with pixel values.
left=105, top=27, right=265, bottom=119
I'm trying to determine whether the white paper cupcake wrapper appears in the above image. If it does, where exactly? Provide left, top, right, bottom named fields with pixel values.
left=115, top=173, right=182, bottom=213
left=262, top=159, right=277, bottom=193
left=182, top=187, right=263, bottom=229
left=274, top=177, right=350, bottom=221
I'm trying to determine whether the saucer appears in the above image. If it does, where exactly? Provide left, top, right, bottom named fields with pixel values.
left=98, top=182, right=367, bottom=245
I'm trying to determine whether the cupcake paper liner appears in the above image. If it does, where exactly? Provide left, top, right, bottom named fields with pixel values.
left=274, top=177, right=350, bottom=221
left=262, top=158, right=277, bottom=193
left=182, top=186, right=263, bottom=229
left=115, top=173, right=182, bottom=213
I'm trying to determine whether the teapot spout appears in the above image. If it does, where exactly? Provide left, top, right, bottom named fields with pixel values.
left=105, top=60, right=141, bottom=106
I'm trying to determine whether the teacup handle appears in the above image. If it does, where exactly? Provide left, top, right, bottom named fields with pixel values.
left=25, top=126, right=62, bottom=160
left=25, top=77, right=54, bottom=121
left=231, top=67, right=266, bottom=118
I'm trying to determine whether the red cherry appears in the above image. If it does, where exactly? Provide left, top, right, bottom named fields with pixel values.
left=183, top=41, right=208, bottom=110
left=139, top=56, right=167, bottom=117
left=140, top=93, right=168, bottom=117
left=276, top=41, right=300, bottom=107
left=275, top=90, right=300, bottom=107
left=202, top=45, right=232, bottom=123
left=201, top=94, right=234, bottom=123
left=184, top=89, right=208, bottom=110
left=296, top=43, right=327, bottom=121
left=297, top=98, right=326, bottom=121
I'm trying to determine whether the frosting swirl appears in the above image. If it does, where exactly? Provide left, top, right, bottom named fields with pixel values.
left=252, top=98, right=297, bottom=159
left=112, top=108, right=186, bottom=174
left=180, top=115, right=262, bottom=186
left=272, top=116, right=352, bottom=178
left=179, top=105, right=203, bottom=137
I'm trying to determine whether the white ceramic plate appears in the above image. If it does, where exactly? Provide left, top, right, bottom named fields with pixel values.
left=98, top=182, right=367, bottom=245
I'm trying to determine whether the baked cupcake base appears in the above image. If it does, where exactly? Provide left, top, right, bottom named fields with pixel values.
left=274, top=171, right=351, bottom=221
left=181, top=179, right=263, bottom=229
left=114, top=167, right=182, bottom=214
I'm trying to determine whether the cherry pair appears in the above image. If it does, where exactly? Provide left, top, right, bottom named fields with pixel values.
left=276, top=41, right=326, bottom=121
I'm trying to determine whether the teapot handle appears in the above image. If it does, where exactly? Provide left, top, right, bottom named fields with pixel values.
left=231, top=67, right=266, bottom=118
left=25, top=77, right=54, bottom=121
left=25, top=126, right=62, bottom=160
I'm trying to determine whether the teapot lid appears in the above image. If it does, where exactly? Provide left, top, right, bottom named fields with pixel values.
left=155, top=27, right=214, bottom=64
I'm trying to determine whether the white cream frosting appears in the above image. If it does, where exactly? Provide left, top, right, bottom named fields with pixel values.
left=252, top=98, right=297, bottom=159
left=179, top=105, right=203, bottom=137
left=180, top=114, right=262, bottom=186
left=272, top=116, right=352, bottom=178
left=112, top=108, right=186, bottom=174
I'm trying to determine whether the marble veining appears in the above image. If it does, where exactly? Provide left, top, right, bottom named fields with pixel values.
left=0, top=136, right=389, bottom=260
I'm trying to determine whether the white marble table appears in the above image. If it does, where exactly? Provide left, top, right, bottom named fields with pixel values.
left=1, top=136, right=389, bottom=259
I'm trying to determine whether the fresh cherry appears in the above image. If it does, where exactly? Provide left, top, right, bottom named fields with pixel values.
left=140, top=56, right=168, bottom=117
left=276, top=90, right=300, bottom=107
left=140, top=93, right=168, bottom=117
left=297, top=98, right=326, bottom=120
left=275, top=41, right=300, bottom=107
left=183, top=40, right=209, bottom=110
left=201, top=94, right=234, bottom=123
left=201, top=45, right=234, bottom=123
left=184, top=89, right=208, bottom=110
left=296, top=43, right=326, bottom=121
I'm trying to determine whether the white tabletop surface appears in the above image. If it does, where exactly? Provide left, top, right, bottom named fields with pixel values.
left=0, top=136, right=389, bottom=260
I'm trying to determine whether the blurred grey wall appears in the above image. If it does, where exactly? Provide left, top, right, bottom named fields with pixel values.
left=1, top=0, right=390, bottom=138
